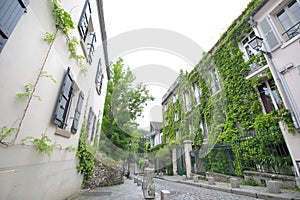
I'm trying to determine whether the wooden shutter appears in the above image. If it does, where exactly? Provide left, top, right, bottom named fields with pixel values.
left=87, top=107, right=93, bottom=131
left=90, top=116, right=97, bottom=141
left=78, top=0, right=91, bottom=41
left=71, top=91, right=84, bottom=134
left=52, top=68, right=74, bottom=128
left=0, top=0, right=29, bottom=52
left=258, top=17, right=281, bottom=51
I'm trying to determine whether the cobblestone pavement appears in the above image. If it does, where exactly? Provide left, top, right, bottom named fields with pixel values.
left=69, top=177, right=264, bottom=200
left=154, top=178, right=262, bottom=200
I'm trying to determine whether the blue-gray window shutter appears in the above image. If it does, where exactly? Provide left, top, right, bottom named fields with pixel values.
left=52, top=67, right=74, bottom=129
left=90, top=116, right=97, bottom=141
left=0, top=0, right=29, bottom=52
left=78, top=0, right=91, bottom=41
left=87, top=107, right=93, bottom=131
left=258, top=17, right=281, bottom=51
left=71, top=91, right=84, bottom=134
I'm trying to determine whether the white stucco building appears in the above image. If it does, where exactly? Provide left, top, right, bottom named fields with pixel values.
left=249, top=0, right=300, bottom=177
left=149, top=121, right=163, bottom=148
left=0, top=0, right=109, bottom=199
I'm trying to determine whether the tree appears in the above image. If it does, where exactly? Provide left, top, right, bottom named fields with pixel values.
left=100, top=58, right=154, bottom=161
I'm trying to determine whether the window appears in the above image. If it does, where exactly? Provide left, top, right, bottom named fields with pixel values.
left=199, top=121, right=208, bottom=140
left=52, top=68, right=74, bottom=129
left=95, top=59, right=104, bottom=95
left=184, top=91, right=191, bottom=111
left=174, top=111, right=178, bottom=121
left=176, top=130, right=179, bottom=140
left=241, top=31, right=258, bottom=60
left=277, top=0, right=300, bottom=40
left=258, top=80, right=284, bottom=114
left=0, top=0, right=29, bottom=53
left=194, top=82, right=201, bottom=105
left=211, top=68, right=220, bottom=94
left=189, top=124, right=194, bottom=135
left=258, top=17, right=281, bottom=51
left=173, top=94, right=177, bottom=103
left=87, top=107, right=97, bottom=142
left=78, top=0, right=96, bottom=64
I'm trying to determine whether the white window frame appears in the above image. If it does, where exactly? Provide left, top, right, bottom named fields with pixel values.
left=276, top=0, right=300, bottom=41
left=184, top=91, right=191, bottom=111
left=211, top=67, right=220, bottom=94
left=194, top=82, right=201, bottom=105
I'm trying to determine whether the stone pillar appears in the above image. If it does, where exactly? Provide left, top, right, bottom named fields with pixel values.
left=183, top=140, right=192, bottom=179
left=142, top=168, right=155, bottom=199
left=172, top=148, right=177, bottom=175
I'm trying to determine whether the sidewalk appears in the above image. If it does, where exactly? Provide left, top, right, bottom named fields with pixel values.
left=156, top=175, right=300, bottom=200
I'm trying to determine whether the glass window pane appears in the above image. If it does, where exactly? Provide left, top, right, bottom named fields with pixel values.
left=289, top=0, right=300, bottom=22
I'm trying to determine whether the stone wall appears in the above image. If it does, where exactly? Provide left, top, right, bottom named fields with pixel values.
left=88, top=155, right=124, bottom=188
left=244, top=170, right=297, bottom=188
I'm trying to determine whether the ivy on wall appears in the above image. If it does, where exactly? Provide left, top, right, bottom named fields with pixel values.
left=162, top=0, right=295, bottom=176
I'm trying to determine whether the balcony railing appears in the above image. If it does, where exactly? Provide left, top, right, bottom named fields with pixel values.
left=246, top=52, right=267, bottom=76
left=282, top=21, right=300, bottom=41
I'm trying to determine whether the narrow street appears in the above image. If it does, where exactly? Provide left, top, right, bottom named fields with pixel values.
left=70, top=177, right=262, bottom=200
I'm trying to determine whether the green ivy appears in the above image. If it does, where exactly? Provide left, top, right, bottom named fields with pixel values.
left=21, top=134, right=55, bottom=156
left=162, top=0, right=294, bottom=176
left=76, top=119, right=96, bottom=187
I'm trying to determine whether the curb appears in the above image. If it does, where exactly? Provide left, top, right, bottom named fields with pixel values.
left=156, top=177, right=300, bottom=200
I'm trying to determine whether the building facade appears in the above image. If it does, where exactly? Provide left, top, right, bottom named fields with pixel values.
left=249, top=0, right=300, bottom=177
left=149, top=121, right=163, bottom=148
left=0, top=0, right=109, bottom=199
left=162, top=0, right=300, bottom=181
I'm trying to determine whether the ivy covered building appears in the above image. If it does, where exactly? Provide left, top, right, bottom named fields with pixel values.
left=0, top=0, right=109, bottom=199
left=162, top=0, right=300, bottom=182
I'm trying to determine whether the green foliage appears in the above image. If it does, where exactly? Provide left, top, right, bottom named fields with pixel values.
left=99, top=58, right=154, bottom=161
left=0, top=126, right=19, bottom=142
left=161, top=0, right=294, bottom=176
left=43, top=32, right=56, bottom=44
left=49, top=0, right=86, bottom=72
left=50, top=0, right=75, bottom=35
left=21, top=134, right=54, bottom=156
left=41, top=70, right=57, bottom=83
left=16, top=83, right=41, bottom=101
left=76, top=119, right=96, bottom=187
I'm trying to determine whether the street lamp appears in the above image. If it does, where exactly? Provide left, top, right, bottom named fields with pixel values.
left=248, top=36, right=272, bottom=58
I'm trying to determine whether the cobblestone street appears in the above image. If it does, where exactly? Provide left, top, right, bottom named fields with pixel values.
left=70, top=177, right=263, bottom=200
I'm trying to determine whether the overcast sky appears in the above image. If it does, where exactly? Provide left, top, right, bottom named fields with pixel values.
left=102, top=0, right=252, bottom=130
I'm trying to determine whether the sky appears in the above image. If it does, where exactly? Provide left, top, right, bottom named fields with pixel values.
left=102, top=0, right=252, bottom=130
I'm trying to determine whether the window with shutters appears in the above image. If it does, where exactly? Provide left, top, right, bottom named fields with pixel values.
left=0, top=0, right=29, bottom=53
left=78, top=0, right=96, bottom=64
left=95, top=59, right=104, bottom=95
left=276, top=0, right=300, bottom=41
left=86, top=107, right=97, bottom=142
left=258, top=17, right=281, bottom=51
left=52, top=68, right=83, bottom=138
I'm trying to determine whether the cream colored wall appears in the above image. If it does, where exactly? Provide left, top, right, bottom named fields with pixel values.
left=0, top=0, right=108, bottom=199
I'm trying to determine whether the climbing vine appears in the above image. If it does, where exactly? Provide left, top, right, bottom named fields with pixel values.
left=49, top=0, right=87, bottom=73
left=162, top=0, right=295, bottom=176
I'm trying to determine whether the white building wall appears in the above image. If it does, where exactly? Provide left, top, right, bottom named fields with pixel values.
left=0, top=0, right=108, bottom=199
left=252, top=0, right=300, bottom=176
